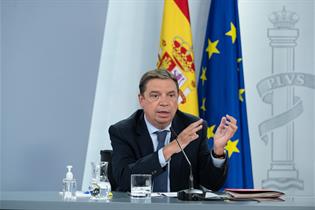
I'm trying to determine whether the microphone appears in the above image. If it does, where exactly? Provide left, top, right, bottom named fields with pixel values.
left=170, top=127, right=205, bottom=201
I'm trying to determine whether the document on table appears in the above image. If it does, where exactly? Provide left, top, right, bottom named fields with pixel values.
left=151, top=192, right=225, bottom=199
left=151, top=192, right=177, bottom=197
left=205, top=192, right=224, bottom=199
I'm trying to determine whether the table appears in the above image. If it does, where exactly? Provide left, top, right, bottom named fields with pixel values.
left=1, top=191, right=314, bottom=210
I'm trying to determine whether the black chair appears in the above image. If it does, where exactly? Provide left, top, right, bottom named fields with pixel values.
left=100, top=150, right=117, bottom=191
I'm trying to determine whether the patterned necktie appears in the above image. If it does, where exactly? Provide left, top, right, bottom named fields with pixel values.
left=153, top=130, right=168, bottom=192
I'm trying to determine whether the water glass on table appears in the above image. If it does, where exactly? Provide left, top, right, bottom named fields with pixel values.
left=130, top=174, right=152, bottom=198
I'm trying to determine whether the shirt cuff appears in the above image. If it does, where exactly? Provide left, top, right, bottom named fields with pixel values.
left=211, top=150, right=226, bottom=168
left=158, top=148, right=169, bottom=167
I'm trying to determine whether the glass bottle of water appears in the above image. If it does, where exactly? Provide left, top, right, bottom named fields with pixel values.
left=99, top=161, right=111, bottom=199
left=89, top=162, right=100, bottom=200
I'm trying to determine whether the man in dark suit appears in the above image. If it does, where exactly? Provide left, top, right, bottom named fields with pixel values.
left=109, top=69, right=237, bottom=192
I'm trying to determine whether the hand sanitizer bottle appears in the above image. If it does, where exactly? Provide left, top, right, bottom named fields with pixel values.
left=62, top=165, right=76, bottom=201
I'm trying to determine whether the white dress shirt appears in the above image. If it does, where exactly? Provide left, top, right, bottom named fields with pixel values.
left=143, top=115, right=225, bottom=192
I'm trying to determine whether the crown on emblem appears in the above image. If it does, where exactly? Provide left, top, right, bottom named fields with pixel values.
left=172, top=37, right=195, bottom=72
left=269, top=6, right=299, bottom=29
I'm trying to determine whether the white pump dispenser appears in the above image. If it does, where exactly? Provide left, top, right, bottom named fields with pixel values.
left=63, top=165, right=76, bottom=200
left=66, top=165, right=73, bottom=180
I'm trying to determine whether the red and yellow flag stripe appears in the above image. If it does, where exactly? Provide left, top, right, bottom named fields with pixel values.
left=157, top=0, right=199, bottom=116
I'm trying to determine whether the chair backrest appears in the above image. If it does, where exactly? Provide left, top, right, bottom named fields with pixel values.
left=100, top=150, right=117, bottom=191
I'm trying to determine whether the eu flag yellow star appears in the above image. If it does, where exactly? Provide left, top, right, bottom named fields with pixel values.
left=200, top=67, right=207, bottom=86
left=200, top=98, right=206, bottom=112
left=206, top=39, right=220, bottom=59
left=225, top=139, right=240, bottom=158
left=207, top=125, right=215, bottom=139
left=225, top=22, right=237, bottom=44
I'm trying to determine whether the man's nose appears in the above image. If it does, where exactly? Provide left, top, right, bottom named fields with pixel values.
left=158, top=95, right=170, bottom=105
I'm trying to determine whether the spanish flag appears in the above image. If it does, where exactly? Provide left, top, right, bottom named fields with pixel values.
left=157, top=0, right=199, bottom=116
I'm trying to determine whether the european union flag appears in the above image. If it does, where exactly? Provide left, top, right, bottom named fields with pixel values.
left=198, top=0, right=253, bottom=188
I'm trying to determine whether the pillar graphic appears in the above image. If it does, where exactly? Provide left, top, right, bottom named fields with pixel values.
left=258, top=7, right=304, bottom=190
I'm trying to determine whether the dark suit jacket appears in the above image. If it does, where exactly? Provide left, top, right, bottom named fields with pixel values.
left=108, top=109, right=227, bottom=192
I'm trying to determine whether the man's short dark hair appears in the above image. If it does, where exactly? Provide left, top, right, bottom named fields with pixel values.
left=139, top=69, right=179, bottom=95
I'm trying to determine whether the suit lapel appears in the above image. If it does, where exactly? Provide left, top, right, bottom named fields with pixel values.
left=135, top=112, right=154, bottom=157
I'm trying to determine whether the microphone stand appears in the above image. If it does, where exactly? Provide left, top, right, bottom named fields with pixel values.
left=170, top=127, right=205, bottom=201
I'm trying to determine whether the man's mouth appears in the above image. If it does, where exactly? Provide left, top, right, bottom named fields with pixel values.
left=157, top=111, right=170, bottom=117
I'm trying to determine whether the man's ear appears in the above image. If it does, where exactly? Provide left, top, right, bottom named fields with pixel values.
left=138, top=94, right=144, bottom=107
